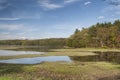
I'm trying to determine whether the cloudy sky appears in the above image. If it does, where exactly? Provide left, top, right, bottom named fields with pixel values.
left=0, top=0, right=120, bottom=40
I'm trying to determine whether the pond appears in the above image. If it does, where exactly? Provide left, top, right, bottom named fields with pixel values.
left=0, top=50, right=44, bottom=56
left=0, top=56, right=71, bottom=64
left=5, top=46, right=62, bottom=52
left=71, top=52, right=120, bottom=64
left=0, top=49, right=120, bottom=64
left=4, top=46, right=50, bottom=52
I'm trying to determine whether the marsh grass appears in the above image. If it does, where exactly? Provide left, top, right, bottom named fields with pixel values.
left=0, top=62, right=120, bottom=80
left=50, top=48, right=120, bottom=52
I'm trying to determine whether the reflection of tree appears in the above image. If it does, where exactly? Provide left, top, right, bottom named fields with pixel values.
left=70, top=52, right=120, bottom=64
left=9, top=46, right=50, bottom=52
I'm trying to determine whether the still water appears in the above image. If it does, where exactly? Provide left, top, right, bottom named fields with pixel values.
left=0, top=56, right=71, bottom=64
left=71, top=52, right=120, bottom=64
left=10, top=46, right=50, bottom=52
left=0, top=49, right=120, bottom=64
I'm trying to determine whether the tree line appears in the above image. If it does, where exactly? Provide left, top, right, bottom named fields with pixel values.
left=0, top=38, right=67, bottom=48
left=67, top=20, right=120, bottom=48
left=0, top=20, right=120, bottom=48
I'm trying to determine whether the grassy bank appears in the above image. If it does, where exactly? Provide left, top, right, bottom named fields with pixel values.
left=50, top=48, right=120, bottom=52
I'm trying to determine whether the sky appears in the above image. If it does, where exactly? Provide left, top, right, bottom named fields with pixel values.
left=0, top=0, right=120, bottom=40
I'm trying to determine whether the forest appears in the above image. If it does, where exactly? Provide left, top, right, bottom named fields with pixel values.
left=0, top=38, right=67, bottom=48
left=0, top=20, right=120, bottom=48
left=67, top=20, right=120, bottom=48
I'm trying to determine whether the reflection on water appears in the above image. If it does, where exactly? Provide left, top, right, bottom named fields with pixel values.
left=0, top=49, right=120, bottom=64
left=6, top=46, right=63, bottom=52
left=0, top=56, right=71, bottom=64
left=0, top=50, right=44, bottom=56
left=8, top=46, right=50, bottom=52
left=71, top=52, right=120, bottom=64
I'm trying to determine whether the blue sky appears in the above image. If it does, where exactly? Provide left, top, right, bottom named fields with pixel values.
left=0, top=0, right=120, bottom=40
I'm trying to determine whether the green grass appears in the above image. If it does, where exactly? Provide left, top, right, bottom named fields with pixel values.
left=50, top=48, right=120, bottom=52
left=0, top=62, right=120, bottom=80
left=0, top=46, right=22, bottom=50
left=0, top=77, right=13, bottom=80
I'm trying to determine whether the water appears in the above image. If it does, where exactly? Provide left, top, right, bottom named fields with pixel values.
left=6, top=46, right=50, bottom=52
left=6, top=46, right=62, bottom=52
left=71, top=52, right=120, bottom=64
left=0, top=56, right=71, bottom=64
left=0, top=49, right=120, bottom=64
left=0, top=50, right=44, bottom=56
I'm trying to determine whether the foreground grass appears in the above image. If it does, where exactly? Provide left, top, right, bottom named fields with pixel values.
left=0, top=62, right=120, bottom=80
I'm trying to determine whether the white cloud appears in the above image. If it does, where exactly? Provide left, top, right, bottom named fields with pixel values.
left=103, top=0, right=120, bottom=15
left=53, top=24, right=75, bottom=30
left=102, top=5, right=120, bottom=16
left=115, top=11, right=120, bottom=14
left=0, top=0, right=9, bottom=10
left=40, top=31, right=71, bottom=39
left=0, top=33, right=20, bottom=40
left=106, top=0, right=120, bottom=6
left=0, top=32, right=29, bottom=40
left=0, top=24, right=36, bottom=40
left=0, top=24, right=40, bottom=40
left=104, top=5, right=120, bottom=11
left=12, top=11, right=42, bottom=19
left=64, top=0, right=79, bottom=4
left=0, top=5, right=7, bottom=10
left=0, top=0, right=7, bottom=3
left=0, top=18, right=20, bottom=21
left=38, top=0, right=63, bottom=10
left=98, top=16, right=105, bottom=19
left=0, top=12, right=42, bottom=21
left=0, top=32, right=42, bottom=40
left=52, top=23, right=84, bottom=31
left=38, top=0, right=80, bottom=10
left=0, top=24, right=23, bottom=31
left=84, top=1, right=91, bottom=5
